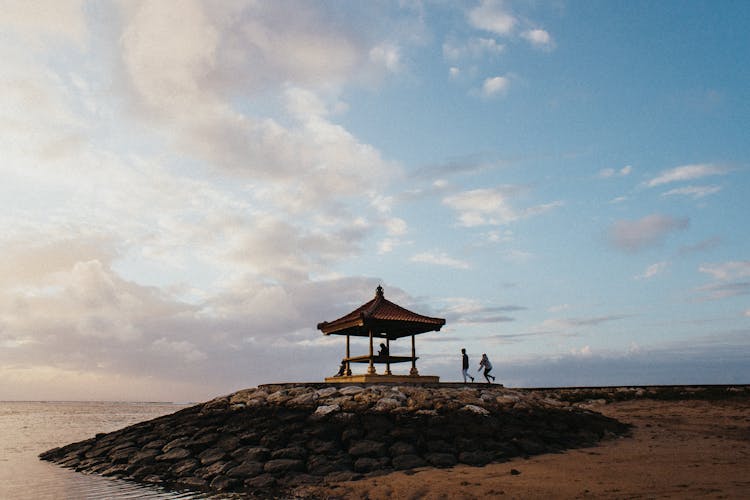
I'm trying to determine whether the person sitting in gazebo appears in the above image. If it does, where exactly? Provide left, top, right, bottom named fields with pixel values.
left=334, top=359, right=347, bottom=377
left=378, top=343, right=389, bottom=357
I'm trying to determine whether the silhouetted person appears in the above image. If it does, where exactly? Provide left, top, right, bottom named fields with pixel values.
left=478, top=353, right=496, bottom=384
left=461, top=348, right=474, bottom=383
left=334, top=360, right=346, bottom=377
left=378, top=342, right=389, bottom=357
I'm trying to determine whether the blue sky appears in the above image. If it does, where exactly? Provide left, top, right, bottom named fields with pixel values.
left=1, top=1, right=748, bottom=401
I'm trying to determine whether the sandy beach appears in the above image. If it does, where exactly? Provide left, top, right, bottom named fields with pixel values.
left=315, top=397, right=750, bottom=499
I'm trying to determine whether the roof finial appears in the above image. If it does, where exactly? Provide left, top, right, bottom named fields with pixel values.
left=376, top=285, right=384, bottom=297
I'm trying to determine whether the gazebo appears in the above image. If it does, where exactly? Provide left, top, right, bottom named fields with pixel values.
left=318, top=285, right=445, bottom=383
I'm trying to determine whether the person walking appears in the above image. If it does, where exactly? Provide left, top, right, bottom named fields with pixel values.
left=461, top=348, right=474, bottom=383
left=478, top=353, right=496, bottom=384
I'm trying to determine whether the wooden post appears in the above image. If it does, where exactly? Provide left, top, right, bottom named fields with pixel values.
left=346, top=334, right=351, bottom=376
left=385, top=338, right=392, bottom=375
left=410, top=334, right=419, bottom=376
left=368, top=328, right=376, bottom=374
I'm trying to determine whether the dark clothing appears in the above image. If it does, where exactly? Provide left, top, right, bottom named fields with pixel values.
left=378, top=345, right=389, bottom=357
left=462, top=353, right=469, bottom=369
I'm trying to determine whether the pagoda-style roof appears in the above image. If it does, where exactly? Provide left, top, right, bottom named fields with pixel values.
left=317, top=286, right=446, bottom=340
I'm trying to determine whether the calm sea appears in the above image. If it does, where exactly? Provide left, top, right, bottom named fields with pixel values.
left=0, top=401, right=214, bottom=499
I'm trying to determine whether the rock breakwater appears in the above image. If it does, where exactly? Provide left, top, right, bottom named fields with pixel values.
left=40, top=384, right=629, bottom=497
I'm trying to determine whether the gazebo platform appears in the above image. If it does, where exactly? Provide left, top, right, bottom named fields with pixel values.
left=325, top=374, right=440, bottom=384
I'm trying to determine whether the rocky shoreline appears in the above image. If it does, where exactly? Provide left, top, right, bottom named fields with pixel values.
left=40, top=383, right=635, bottom=498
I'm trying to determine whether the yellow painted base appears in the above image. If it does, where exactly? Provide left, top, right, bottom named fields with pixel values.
left=325, top=374, right=440, bottom=384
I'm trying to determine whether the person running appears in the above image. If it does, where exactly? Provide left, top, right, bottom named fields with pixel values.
left=461, top=348, right=474, bottom=383
left=478, top=353, right=496, bottom=383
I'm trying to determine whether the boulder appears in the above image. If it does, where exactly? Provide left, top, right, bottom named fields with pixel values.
left=392, top=454, right=427, bottom=470
left=348, top=440, right=387, bottom=457
left=155, top=447, right=191, bottom=462
left=227, top=461, right=264, bottom=478
left=263, top=459, right=305, bottom=474
left=198, top=447, right=227, bottom=465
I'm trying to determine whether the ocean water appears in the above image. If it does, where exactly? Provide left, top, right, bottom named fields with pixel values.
left=0, top=401, right=211, bottom=499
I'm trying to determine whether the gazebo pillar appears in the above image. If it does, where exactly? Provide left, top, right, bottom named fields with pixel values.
left=385, top=338, right=392, bottom=375
left=346, top=335, right=352, bottom=377
left=367, top=328, right=376, bottom=374
left=410, top=334, right=419, bottom=376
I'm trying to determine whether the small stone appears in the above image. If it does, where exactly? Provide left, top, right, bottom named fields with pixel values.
left=510, top=468, right=521, bottom=475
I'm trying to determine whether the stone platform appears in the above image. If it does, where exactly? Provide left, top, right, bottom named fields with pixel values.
left=324, top=374, right=439, bottom=384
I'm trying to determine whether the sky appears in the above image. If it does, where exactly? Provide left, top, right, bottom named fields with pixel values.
left=1, top=0, right=748, bottom=402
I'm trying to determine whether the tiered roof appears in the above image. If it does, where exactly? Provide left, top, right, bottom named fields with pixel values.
left=317, top=286, right=445, bottom=339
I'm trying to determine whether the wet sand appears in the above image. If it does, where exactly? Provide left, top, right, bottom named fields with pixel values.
left=315, top=397, right=750, bottom=499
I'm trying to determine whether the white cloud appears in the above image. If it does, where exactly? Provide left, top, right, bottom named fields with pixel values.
left=695, top=261, right=750, bottom=300
left=443, top=187, right=561, bottom=227
left=152, top=338, right=207, bottom=363
left=541, top=315, right=627, bottom=330
left=378, top=238, right=396, bottom=254
left=369, top=43, right=402, bottom=72
left=0, top=0, right=87, bottom=47
left=410, top=252, right=470, bottom=270
left=598, top=165, right=632, bottom=178
left=636, top=261, right=669, bottom=280
left=481, top=75, right=510, bottom=97
left=443, top=37, right=505, bottom=61
left=646, top=164, right=728, bottom=187
left=385, top=217, right=408, bottom=235
left=521, top=29, right=553, bottom=49
left=117, top=0, right=399, bottom=205
left=608, top=214, right=689, bottom=252
left=744, top=309, right=750, bottom=318
left=547, top=304, right=570, bottom=313
left=468, top=0, right=517, bottom=36
left=449, top=66, right=460, bottom=78
left=570, top=345, right=592, bottom=357
left=661, top=185, right=722, bottom=199
left=699, top=261, right=750, bottom=281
